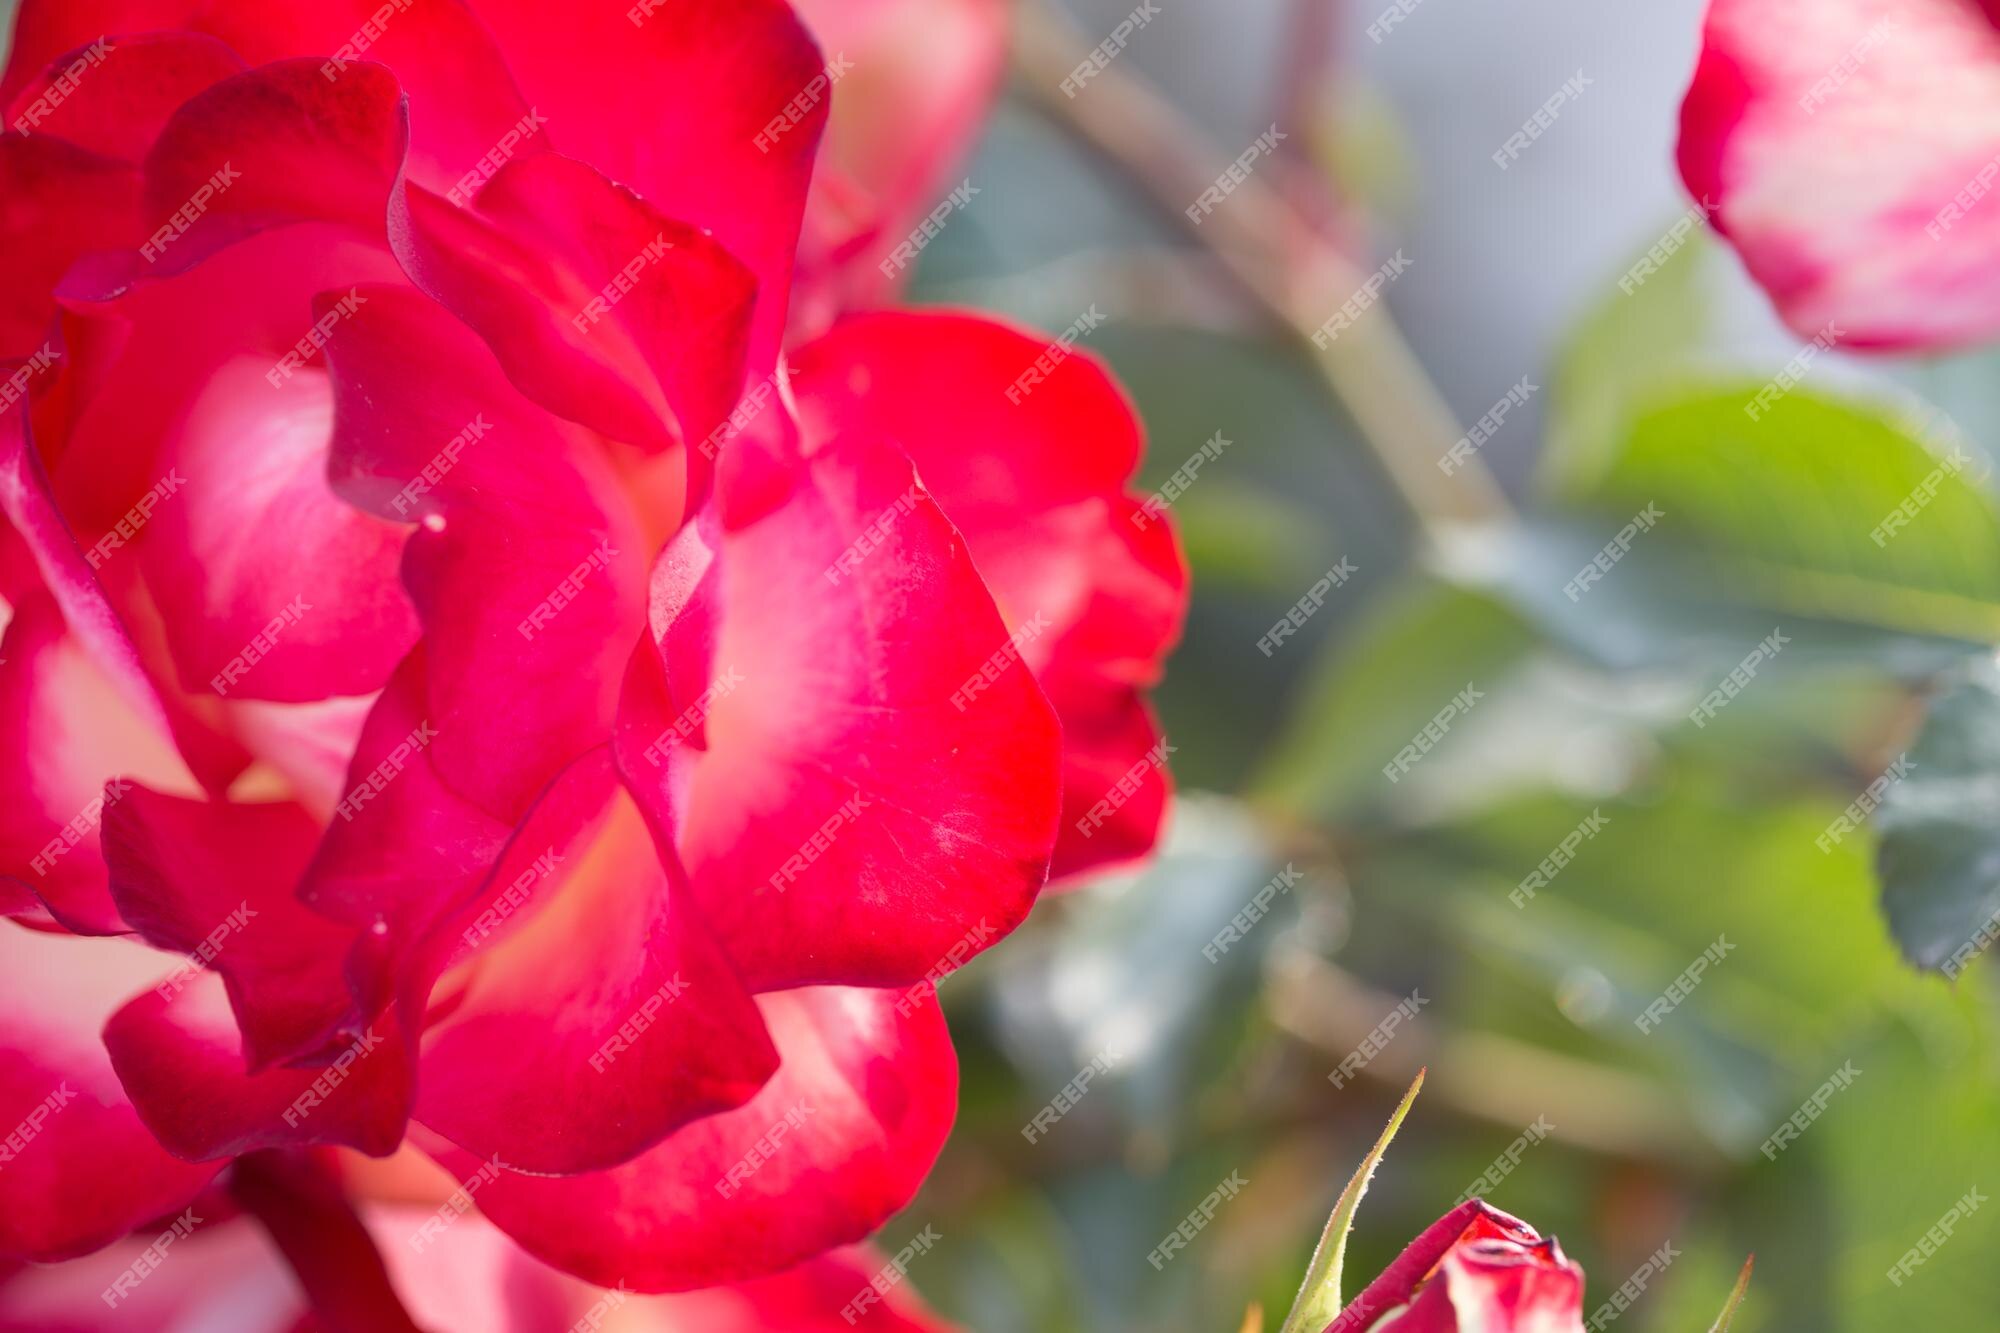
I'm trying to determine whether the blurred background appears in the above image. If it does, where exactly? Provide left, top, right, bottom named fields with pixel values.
left=881, top=1, right=2000, bottom=1329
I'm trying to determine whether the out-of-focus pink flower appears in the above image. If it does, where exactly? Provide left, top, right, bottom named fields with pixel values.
left=1679, top=0, right=2000, bottom=350
left=787, top=0, right=1010, bottom=329
left=0, top=0, right=1185, bottom=1305
left=1325, top=1201, right=1585, bottom=1333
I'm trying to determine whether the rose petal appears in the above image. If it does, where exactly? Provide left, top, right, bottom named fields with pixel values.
left=231, top=1150, right=425, bottom=1333
left=790, top=312, right=1186, bottom=881
left=0, top=596, right=193, bottom=935
left=51, top=225, right=420, bottom=705
left=360, top=1205, right=959, bottom=1331
left=414, top=747, right=778, bottom=1175
left=298, top=649, right=511, bottom=1015
left=317, top=284, right=651, bottom=821
left=427, top=984, right=956, bottom=1291
left=0, top=365, right=172, bottom=737
left=0, top=133, right=137, bottom=361
left=466, top=0, right=829, bottom=368
left=125, top=58, right=406, bottom=282
left=389, top=152, right=756, bottom=470
left=0, top=1209, right=298, bottom=1329
left=1332, top=1201, right=1551, bottom=1333
left=1046, top=684, right=1172, bottom=880
left=0, top=927, right=218, bottom=1262
left=101, top=787, right=361, bottom=1069
left=643, top=428, right=1062, bottom=990
left=219, top=692, right=376, bottom=823
left=1680, top=0, right=2000, bottom=349
left=192, top=0, right=544, bottom=199
left=0, top=1, right=206, bottom=105
left=620, top=1242, right=964, bottom=1331
left=104, top=970, right=413, bottom=1160
left=4, top=32, right=244, bottom=163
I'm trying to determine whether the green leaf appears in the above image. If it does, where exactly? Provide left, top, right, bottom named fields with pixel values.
left=1708, top=1255, right=1755, bottom=1333
left=1574, top=387, right=2000, bottom=645
left=1876, top=659, right=2000, bottom=971
left=1277, top=1069, right=1426, bottom=1333
left=1542, top=221, right=1713, bottom=496
left=1254, top=579, right=1541, bottom=825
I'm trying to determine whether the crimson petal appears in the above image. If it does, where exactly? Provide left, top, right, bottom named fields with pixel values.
left=0, top=928, right=218, bottom=1262
left=123, top=58, right=405, bottom=283
left=790, top=312, right=1187, bottom=881
left=318, top=284, right=651, bottom=821
left=101, top=786, right=361, bottom=1069
left=425, top=983, right=956, bottom=1292
left=0, top=133, right=137, bottom=360
left=104, top=971, right=413, bottom=1160
left=647, top=429, right=1062, bottom=990
left=389, top=152, right=756, bottom=470
left=465, top=0, right=830, bottom=369
left=192, top=0, right=543, bottom=200
left=0, top=595, right=193, bottom=935
left=4, top=31, right=244, bottom=163
left=414, top=747, right=778, bottom=1175
left=298, top=649, right=511, bottom=1014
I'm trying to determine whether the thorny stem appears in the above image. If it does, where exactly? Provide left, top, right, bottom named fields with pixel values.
left=1009, top=1, right=1515, bottom=545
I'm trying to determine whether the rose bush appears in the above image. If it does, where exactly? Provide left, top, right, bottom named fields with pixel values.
left=0, top=0, right=1184, bottom=1316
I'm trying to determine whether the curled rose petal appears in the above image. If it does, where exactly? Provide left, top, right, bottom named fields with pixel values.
left=0, top=133, right=138, bottom=359
left=126, top=58, right=406, bottom=282
left=1382, top=1235, right=1587, bottom=1332
left=425, top=984, right=957, bottom=1292
left=413, top=747, right=778, bottom=1176
left=299, top=649, right=511, bottom=1016
left=104, top=971, right=414, bottom=1161
left=389, top=152, right=756, bottom=468
left=0, top=928, right=218, bottom=1262
left=1330, top=1200, right=1584, bottom=1333
left=4, top=32, right=244, bottom=163
left=0, top=595, right=195, bottom=935
left=466, top=0, right=830, bottom=369
left=317, top=284, right=652, bottom=822
left=101, top=787, right=361, bottom=1069
left=191, top=0, right=545, bottom=200
left=66, top=228, right=424, bottom=704
left=0, top=368, right=174, bottom=739
left=790, top=312, right=1187, bottom=880
left=639, top=428, right=1063, bottom=991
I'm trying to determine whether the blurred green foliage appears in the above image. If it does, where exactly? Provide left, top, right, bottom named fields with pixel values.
left=896, top=90, right=2000, bottom=1332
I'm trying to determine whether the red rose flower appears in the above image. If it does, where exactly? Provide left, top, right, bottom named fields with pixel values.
left=1326, top=1201, right=1585, bottom=1333
left=0, top=0, right=1184, bottom=1305
left=1679, top=0, right=2000, bottom=351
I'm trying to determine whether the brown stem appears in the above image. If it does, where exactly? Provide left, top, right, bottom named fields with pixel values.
left=1009, top=0, right=1515, bottom=542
